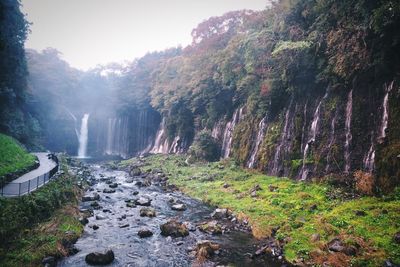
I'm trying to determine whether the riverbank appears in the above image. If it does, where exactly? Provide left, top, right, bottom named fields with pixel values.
left=123, top=154, right=400, bottom=266
left=0, top=157, right=85, bottom=267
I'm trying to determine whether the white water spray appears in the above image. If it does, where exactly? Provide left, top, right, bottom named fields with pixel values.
left=344, top=89, right=353, bottom=173
left=77, top=113, right=90, bottom=158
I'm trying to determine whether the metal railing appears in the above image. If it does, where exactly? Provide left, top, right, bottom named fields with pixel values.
left=0, top=155, right=60, bottom=197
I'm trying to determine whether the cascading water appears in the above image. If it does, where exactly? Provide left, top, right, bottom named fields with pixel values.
left=247, top=117, right=268, bottom=168
left=363, top=132, right=375, bottom=172
left=300, top=102, right=308, bottom=153
left=325, top=112, right=338, bottom=173
left=344, top=90, right=353, bottom=173
left=150, top=118, right=169, bottom=154
left=77, top=113, right=90, bottom=158
left=300, top=89, right=328, bottom=180
left=105, top=117, right=129, bottom=158
left=272, top=98, right=293, bottom=175
left=378, top=81, right=394, bottom=142
left=221, top=107, right=243, bottom=158
left=362, top=81, right=394, bottom=172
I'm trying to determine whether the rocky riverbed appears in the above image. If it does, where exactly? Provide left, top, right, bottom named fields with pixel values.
left=58, top=162, right=286, bottom=266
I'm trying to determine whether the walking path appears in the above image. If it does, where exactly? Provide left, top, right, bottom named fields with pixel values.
left=1, top=153, right=58, bottom=197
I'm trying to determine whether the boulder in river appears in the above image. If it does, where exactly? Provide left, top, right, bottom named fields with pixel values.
left=199, top=220, right=223, bottom=235
left=85, top=250, right=115, bottom=265
left=160, top=220, right=189, bottom=237
left=42, top=256, right=56, bottom=267
left=138, top=229, right=153, bottom=238
left=140, top=207, right=156, bottom=217
left=195, top=240, right=220, bottom=261
left=109, top=183, right=118, bottom=188
left=82, top=193, right=100, bottom=202
left=103, top=188, right=116, bottom=194
left=135, top=196, right=152, bottom=206
left=171, top=203, right=187, bottom=211
left=129, top=166, right=141, bottom=177
left=211, top=208, right=228, bottom=219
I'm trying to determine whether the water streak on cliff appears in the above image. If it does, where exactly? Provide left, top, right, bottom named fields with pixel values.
left=344, top=89, right=353, bottom=173
left=221, top=107, right=244, bottom=158
left=247, top=117, right=268, bottom=168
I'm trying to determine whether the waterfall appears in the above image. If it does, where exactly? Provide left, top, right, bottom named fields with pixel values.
left=150, top=118, right=169, bottom=154
left=272, top=98, right=293, bottom=175
left=362, top=81, right=394, bottom=172
left=344, top=90, right=353, bottom=173
left=325, top=112, right=337, bottom=173
left=300, top=89, right=328, bottom=180
left=77, top=113, right=90, bottom=158
left=104, top=117, right=129, bottom=158
left=378, top=81, right=394, bottom=142
left=300, top=102, right=308, bottom=153
left=221, top=107, right=244, bottom=158
left=247, top=116, right=267, bottom=168
left=363, top=132, right=375, bottom=172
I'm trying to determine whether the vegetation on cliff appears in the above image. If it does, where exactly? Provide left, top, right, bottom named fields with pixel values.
left=0, top=133, right=37, bottom=183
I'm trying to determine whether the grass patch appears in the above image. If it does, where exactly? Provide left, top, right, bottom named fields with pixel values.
left=131, top=154, right=400, bottom=266
left=0, top=133, right=37, bottom=180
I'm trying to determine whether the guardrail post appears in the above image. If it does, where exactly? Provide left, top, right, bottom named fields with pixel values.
left=28, top=180, right=30, bottom=193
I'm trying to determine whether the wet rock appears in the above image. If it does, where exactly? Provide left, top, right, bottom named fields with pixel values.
left=176, top=241, right=184, bottom=246
left=160, top=220, right=189, bottom=237
left=119, top=224, right=129, bottom=228
left=132, top=191, right=139, bottom=195
left=195, top=240, right=220, bottom=260
left=183, top=221, right=196, bottom=232
left=85, top=250, right=115, bottom=265
left=92, top=225, right=99, bottom=230
left=125, top=178, right=134, bottom=183
left=109, top=183, right=118, bottom=188
left=102, top=209, right=111, bottom=213
left=138, top=229, right=153, bottom=238
left=79, top=217, right=89, bottom=225
left=250, top=191, right=257, bottom=197
left=135, top=197, right=152, bottom=206
left=171, top=204, right=187, bottom=211
left=126, top=202, right=136, bottom=208
left=140, top=207, right=156, bottom=217
left=130, top=167, right=141, bottom=177
left=309, top=204, right=318, bottom=211
left=252, top=184, right=262, bottom=191
left=394, top=232, right=400, bottom=244
left=82, top=193, right=100, bottom=202
left=211, top=208, right=228, bottom=219
left=42, top=256, right=56, bottom=267
left=90, top=201, right=100, bottom=208
left=95, top=215, right=107, bottom=220
left=199, top=221, right=222, bottom=235
left=103, top=188, right=116, bottom=194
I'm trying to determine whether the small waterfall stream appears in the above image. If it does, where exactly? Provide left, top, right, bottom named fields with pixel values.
left=344, top=90, right=353, bottom=173
left=105, top=117, right=129, bottom=158
left=272, top=98, right=293, bottom=175
left=325, top=111, right=338, bottom=173
left=247, top=117, right=268, bottom=168
left=300, top=89, right=328, bottom=180
left=363, top=132, right=376, bottom=172
left=150, top=118, right=170, bottom=154
left=77, top=113, right=90, bottom=158
left=221, top=107, right=243, bottom=158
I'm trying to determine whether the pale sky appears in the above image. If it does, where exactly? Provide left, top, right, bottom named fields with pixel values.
left=22, top=0, right=267, bottom=70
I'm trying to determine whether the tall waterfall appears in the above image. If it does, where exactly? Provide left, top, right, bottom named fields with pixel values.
left=77, top=113, right=90, bottom=158
left=363, top=81, right=394, bottom=172
left=247, top=117, right=267, bottom=168
left=105, top=117, right=129, bottom=158
left=343, top=89, right=353, bottom=173
left=272, top=98, right=293, bottom=175
left=150, top=118, right=169, bottom=154
left=300, top=89, right=328, bottom=180
left=221, top=107, right=243, bottom=158
left=379, top=81, right=394, bottom=142
left=325, top=112, right=338, bottom=173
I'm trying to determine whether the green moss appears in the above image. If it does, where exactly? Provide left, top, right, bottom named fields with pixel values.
left=0, top=133, right=36, bottom=180
left=136, top=154, right=400, bottom=266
